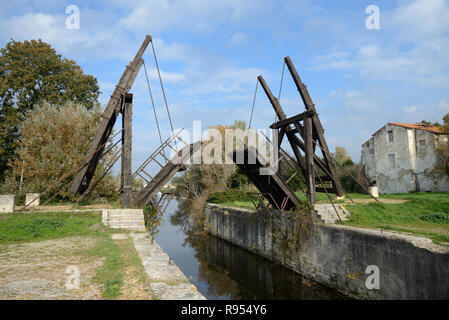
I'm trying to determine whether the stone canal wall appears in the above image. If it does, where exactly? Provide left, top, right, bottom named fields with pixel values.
left=204, top=204, right=449, bottom=299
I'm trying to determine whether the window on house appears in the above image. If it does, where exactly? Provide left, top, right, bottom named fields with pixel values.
left=369, top=148, right=374, bottom=154
left=419, top=139, right=427, bottom=146
left=388, top=130, right=394, bottom=142
left=388, top=154, right=396, bottom=169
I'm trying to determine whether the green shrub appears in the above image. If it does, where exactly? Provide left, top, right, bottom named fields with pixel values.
left=227, top=169, right=249, bottom=189
left=207, top=189, right=251, bottom=203
left=142, top=205, right=161, bottom=239
left=16, top=218, right=65, bottom=238
left=420, top=213, right=449, bottom=223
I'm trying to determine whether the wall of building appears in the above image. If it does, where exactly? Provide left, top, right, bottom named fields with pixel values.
left=205, top=204, right=449, bottom=300
left=361, top=137, right=377, bottom=180
left=362, top=124, right=449, bottom=193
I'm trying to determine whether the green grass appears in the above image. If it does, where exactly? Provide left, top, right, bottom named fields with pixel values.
left=219, top=201, right=257, bottom=210
left=215, top=192, right=373, bottom=208
left=295, top=192, right=373, bottom=203
left=0, top=211, right=99, bottom=243
left=0, top=211, right=149, bottom=299
left=211, top=191, right=449, bottom=244
left=344, top=193, right=449, bottom=244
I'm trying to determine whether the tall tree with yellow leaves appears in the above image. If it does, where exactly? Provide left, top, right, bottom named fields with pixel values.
left=0, top=39, right=100, bottom=181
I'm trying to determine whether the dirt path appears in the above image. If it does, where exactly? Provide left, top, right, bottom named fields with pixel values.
left=0, top=236, right=102, bottom=299
left=342, top=198, right=407, bottom=204
left=0, top=235, right=152, bottom=300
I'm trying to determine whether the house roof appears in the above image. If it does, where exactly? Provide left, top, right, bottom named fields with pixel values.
left=362, top=122, right=446, bottom=146
left=388, top=122, right=445, bottom=134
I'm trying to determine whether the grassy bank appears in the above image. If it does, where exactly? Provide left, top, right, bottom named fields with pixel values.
left=0, top=211, right=152, bottom=299
left=208, top=190, right=449, bottom=244
left=209, top=191, right=373, bottom=209
left=344, top=193, right=449, bottom=244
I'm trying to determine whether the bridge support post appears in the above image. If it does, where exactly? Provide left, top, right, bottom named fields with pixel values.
left=305, top=116, right=316, bottom=204
left=121, top=93, right=133, bottom=208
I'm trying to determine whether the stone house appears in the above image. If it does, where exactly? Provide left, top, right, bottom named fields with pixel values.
left=361, top=122, right=449, bottom=194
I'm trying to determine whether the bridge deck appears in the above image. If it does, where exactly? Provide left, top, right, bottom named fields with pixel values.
left=134, top=162, right=185, bottom=206
left=134, top=142, right=201, bottom=206
left=231, top=147, right=302, bottom=211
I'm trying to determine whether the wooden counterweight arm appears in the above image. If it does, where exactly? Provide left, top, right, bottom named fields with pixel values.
left=284, top=56, right=345, bottom=197
left=70, top=35, right=152, bottom=195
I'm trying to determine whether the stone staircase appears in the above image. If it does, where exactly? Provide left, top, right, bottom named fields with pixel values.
left=102, top=209, right=146, bottom=231
left=313, top=204, right=350, bottom=224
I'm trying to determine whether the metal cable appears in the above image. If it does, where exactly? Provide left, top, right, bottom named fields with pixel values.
left=278, top=60, right=285, bottom=101
left=150, top=41, right=175, bottom=140
left=248, top=79, right=258, bottom=128
left=143, top=60, right=167, bottom=163
left=271, top=61, right=287, bottom=131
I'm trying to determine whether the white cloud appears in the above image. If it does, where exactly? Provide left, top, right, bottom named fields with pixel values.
left=404, top=106, right=418, bottom=113
left=0, top=10, right=135, bottom=61
left=118, top=0, right=266, bottom=35
left=387, top=0, right=449, bottom=42
left=310, top=0, right=449, bottom=88
left=440, top=99, right=449, bottom=111
left=146, top=68, right=186, bottom=84
left=230, top=32, right=248, bottom=45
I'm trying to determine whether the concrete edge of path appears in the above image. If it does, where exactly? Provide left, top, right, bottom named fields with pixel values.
left=130, top=232, right=206, bottom=300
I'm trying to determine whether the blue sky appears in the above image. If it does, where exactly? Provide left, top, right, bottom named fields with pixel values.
left=1, top=0, right=448, bottom=170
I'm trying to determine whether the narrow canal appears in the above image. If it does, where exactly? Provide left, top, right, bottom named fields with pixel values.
left=155, top=199, right=345, bottom=300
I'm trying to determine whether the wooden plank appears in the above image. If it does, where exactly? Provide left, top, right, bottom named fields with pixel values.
left=284, top=56, right=344, bottom=196
left=314, top=176, right=333, bottom=183
left=120, top=93, right=133, bottom=208
left=316, top=187, right=336, bottom=194
left=270, top=110, right=315, bottom=129
left=70, top=36, right=152, bottom=195
left=305, top=117, right=316, bottom=204
left=136, top=172, right=149, bottom=183
left=258, top=76, right=308, bottom=179
left=230, top=147, right=301, bottom=210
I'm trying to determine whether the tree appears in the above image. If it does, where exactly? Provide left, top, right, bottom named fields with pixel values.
left=0, top=101, right=117, bottom=202
left=172, top=120, right=250, bottom=221
left=332, top=146, right=352, bottom=166
left=0, top=39, right=100, bottom=181
left=435, top=113, right=449, bottom=175
left=227, top=168, right=249, bottom=189
left=442, top=113, right=449, bottom=133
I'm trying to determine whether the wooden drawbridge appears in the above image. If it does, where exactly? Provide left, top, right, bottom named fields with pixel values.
left=134, top=141, right=202, bottom=206
left=231, top=146, right=301, bottom=211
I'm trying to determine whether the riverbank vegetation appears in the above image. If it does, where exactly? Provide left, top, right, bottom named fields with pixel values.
left=208, top=190, right=449, bottom=244
left=172, top=120, right=257, bottom=228
left=0, top=39, right=119, bottom=205
left=0, top=211, right=153, bottom=299
left=344, top=192, right=449, bottom=244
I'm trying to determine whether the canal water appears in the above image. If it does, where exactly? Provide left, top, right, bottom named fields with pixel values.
left=155, top=199, right=345, bottom=300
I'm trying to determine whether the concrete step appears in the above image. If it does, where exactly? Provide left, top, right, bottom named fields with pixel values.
left=102, top=208, right=146, bottom=231
left=109, top=225, right=146, bottom=231
left=108, top=214, right=145, bottom=221
left=314, top=204, right=351, bottom=224
left=107, top=221, right=145, bottom=227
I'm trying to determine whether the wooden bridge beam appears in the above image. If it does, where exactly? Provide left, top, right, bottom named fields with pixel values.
left=284, top=56, right=344, bottom=197
left=120, top=93, right=133, bottom=208
left=70, top=35, right=152, bottom=195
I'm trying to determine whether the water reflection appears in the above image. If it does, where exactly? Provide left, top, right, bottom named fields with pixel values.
left=156, top=199, right=345, bottom=300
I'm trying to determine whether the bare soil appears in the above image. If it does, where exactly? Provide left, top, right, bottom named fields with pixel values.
left=345, top=198, right=407, bottom=204
left=0, top=236, right=152, bottom=300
